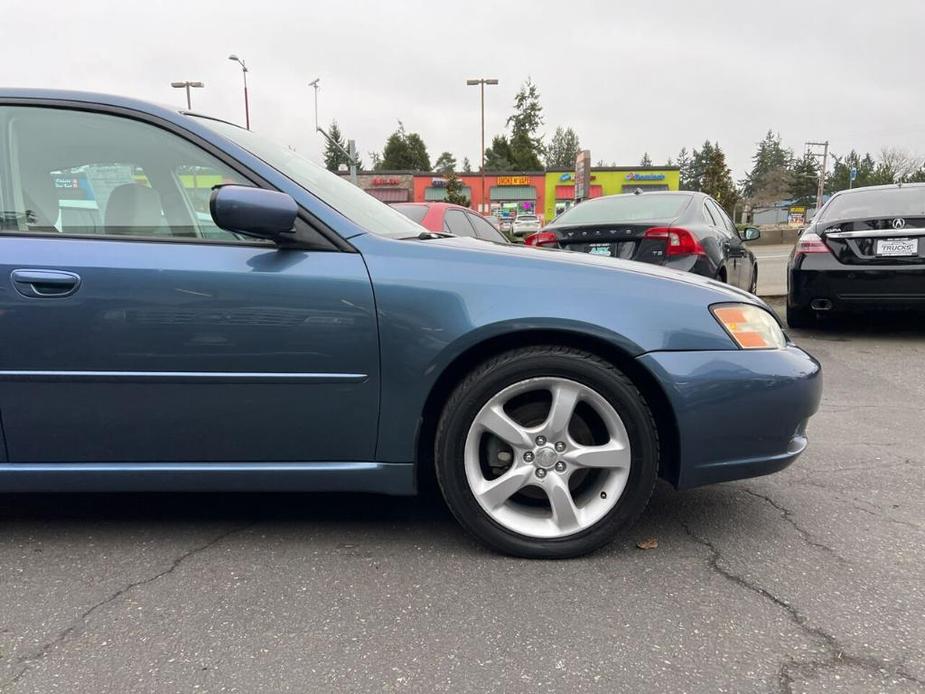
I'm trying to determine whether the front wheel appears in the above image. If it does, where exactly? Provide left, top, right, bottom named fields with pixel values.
left=435, top=346, right=659, bottom=558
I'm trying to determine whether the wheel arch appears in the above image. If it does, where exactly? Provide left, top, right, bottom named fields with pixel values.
left=415, top=329, right=681, bottom=492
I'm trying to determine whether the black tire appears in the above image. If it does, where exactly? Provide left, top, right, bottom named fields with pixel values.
left=786, top=304, right=816, bottom=330
left=748, top=267, right=758, bottom=294
left=434, top=346, right=659, bottom=559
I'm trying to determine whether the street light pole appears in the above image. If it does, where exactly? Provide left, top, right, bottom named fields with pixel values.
left=310, top=78, right=359, bottom=186
left=170, top=81, right=204, bottom=110
left=228, top=55, right=250, bottom=129
left=466, top=78, right=498, bottom=213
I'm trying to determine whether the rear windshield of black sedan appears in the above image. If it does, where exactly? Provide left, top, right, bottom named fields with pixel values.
left=818, top=187, right=925, bottom=223
left=551, top=193, right=691, bottom=226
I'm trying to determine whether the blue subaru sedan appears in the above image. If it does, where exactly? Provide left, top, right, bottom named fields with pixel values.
left=0, top=90, right=821, bottom=557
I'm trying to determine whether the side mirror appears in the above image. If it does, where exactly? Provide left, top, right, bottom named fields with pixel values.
left=743, top=226, right=761, bottom=242
left=210, top=185, right=298, bottom=240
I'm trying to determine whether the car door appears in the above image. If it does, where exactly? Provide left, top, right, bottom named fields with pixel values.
left=706, top=199, right=746, bottom=287
left=714, top=200, right=753, bottom=289
left=0, top=104, right=379, bottom=464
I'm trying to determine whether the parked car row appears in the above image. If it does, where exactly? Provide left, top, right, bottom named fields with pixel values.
left=0, top=89, right=821, bottom=559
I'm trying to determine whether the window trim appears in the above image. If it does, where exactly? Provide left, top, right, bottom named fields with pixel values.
left=0, top=98, right=352, bottom=252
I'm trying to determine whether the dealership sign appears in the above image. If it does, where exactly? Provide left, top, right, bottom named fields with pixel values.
left=496, top=175, right=530, bottom=186
left=625, top=172, right=666, bottom=181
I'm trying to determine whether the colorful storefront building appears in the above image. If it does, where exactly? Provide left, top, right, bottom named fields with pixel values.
left=543, top=167, right=680, bottom=221
left=347, top=166, right=679, bottom=223
left=414, top=172, right=546, bottom=218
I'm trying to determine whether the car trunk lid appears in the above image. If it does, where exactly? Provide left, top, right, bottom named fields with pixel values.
left=821, top=216, right=925, bottom=265
left=552, top=222, right=674, bottom=262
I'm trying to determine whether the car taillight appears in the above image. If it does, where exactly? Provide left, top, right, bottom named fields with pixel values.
left=794, top=231, right=831, bottom=256
left=525, top=231, right=558, bottom=247
left=644, top=227, right=705, bottom=256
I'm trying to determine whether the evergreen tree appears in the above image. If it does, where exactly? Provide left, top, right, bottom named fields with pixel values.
left=688, top=141, right=716, bottom=192
left=444, top=169, right=470, bottom=207
left=827, top=150, right=882, bottom=191
left=789, top=153, right=819, bottom=207
left=505, top=78, right=544, bottom=169
left=434, top=151, right=457, bottom=173
left=323, top=120, right=349, bottom=172
left=484, top=135, right=514, bottom=171
left=677, top=147, right=695, bottom=190
left=546, top=126, right=581, bottom=168
left=640, top=152, right=653, bottom=167
left=462, top=157, right=472, bottom=173
left=743, top=130, right=793, bottom=202
left=700, top=141, right=739, bottom=213
left=377, top=122, right=431, bottom=171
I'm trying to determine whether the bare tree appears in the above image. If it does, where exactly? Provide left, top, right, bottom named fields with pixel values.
left=878, top=147, right=925, bottom=182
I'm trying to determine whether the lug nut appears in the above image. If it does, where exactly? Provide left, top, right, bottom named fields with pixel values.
left=535, top=468, right=547, bottom=479
left=523, top=451, right=535, bottom=463
left=554, top=461, right=567, bottom=473
left=535, top=435, right=547, bottom=446
left=554, top=441, right=566, bottom=452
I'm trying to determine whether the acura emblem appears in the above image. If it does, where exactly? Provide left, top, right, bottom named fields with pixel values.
left=892, top=217, right=906, bottom=229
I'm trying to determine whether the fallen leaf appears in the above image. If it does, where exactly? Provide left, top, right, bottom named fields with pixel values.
left=636, top=537, right=658, bottom=550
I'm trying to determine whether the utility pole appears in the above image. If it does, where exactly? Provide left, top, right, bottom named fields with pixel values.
left=466, top=78, right=499, bottom=213
left=805, top=140, right=829, bottom=214
left=309, top=78, right=359, bottom=186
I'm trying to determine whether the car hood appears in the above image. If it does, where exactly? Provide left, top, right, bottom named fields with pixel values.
left=431, top=236, right=769, bottom=309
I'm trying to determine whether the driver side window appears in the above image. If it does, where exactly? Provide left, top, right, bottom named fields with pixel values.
left=0, top=106, right=260, bottom=242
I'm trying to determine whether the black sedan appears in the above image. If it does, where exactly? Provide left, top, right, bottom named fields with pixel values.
left=787, top=184, right=925, bottom=328
left=525, top=191, right=760, bottom=292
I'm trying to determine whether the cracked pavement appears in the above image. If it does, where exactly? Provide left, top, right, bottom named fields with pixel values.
left=1, top=310, right=923, bottom=693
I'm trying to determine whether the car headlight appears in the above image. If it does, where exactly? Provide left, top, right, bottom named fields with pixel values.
left=711, top=304, right=787, bottom=350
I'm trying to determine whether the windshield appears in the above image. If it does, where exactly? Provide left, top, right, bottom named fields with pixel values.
left=818, top=187, right=925, bottom=223
left=197, top=118, right=425, bottom=239
left=551, top=193, right=691, bottom=226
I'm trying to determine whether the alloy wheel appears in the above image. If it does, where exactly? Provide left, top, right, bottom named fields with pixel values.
left=463, top=376, right=632, bottom=539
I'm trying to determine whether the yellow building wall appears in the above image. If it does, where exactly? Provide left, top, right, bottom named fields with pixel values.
left=544, top=169, right=680, bottom=222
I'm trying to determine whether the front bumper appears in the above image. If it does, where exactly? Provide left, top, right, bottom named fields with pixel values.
left=637, top=345, right=822, bottom=489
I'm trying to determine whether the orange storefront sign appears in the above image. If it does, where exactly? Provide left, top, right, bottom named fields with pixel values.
left=495, top=176, right=530, bottom=186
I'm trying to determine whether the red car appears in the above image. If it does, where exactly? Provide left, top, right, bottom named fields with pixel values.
left=393, top=202, right=510, bottom=244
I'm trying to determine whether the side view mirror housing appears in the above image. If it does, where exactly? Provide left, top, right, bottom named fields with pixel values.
left=210, top=185, right=298, bottom=241
left=742, top=226, right=761, bottom=242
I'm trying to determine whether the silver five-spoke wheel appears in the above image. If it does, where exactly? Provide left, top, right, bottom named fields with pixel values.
left=464, top=376, right=631, bottom=539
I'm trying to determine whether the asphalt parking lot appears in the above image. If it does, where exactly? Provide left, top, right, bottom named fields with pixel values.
left=1, top=304, right=923, bottom=694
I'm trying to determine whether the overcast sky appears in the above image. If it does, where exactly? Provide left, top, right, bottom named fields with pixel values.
left=5, top=0, right=924, bottom=177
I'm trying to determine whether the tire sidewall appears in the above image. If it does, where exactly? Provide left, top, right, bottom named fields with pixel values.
left=436, top=349, right=658, bottom=558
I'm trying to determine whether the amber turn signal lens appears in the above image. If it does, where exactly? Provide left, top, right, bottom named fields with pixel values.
left=711, top=304, right=787, bottom=350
